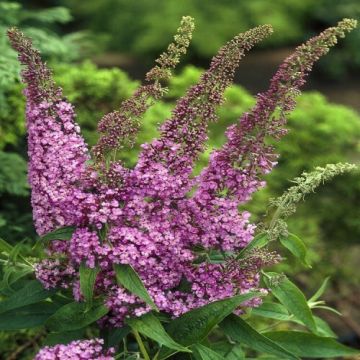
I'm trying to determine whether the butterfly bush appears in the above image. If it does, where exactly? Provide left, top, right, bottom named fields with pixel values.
left=8, top=18, right=356, bottom=329
left=34, top=339, right=114, bottom=360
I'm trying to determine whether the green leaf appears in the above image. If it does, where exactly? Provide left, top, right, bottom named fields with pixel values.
left=220, top=314, right=298, bottom=359
left=265, top=331, right=359, bottom=358
left=46, top=301, right=109, bottom=332
left=127, top=312, right=190, bottom=353
left=209, top=342, right=244, bottom=360
left=41, top=226, right=75, bottom=242
left=0, top=311, right=49, bottom=330
left=308, top=277, right=330, bottom=303
left=263, top=273, right=317, bottom=332
left=279, top=233, right=310, bottom=267
left=113, top=263, right=158, bottom=311
left=236, top=233, right=268, bottom=259
left=159, top=292, right=260, bottom=359
left=313, top=316, right=337, bottom=338
left=44, top=329, right=85, bottom=346
left=192, top=344, right=226, bottom=360
left=23, top=7, right=72, bottom=24
left=0, top=302, right=59, bottom=330
left=9, top=242, right=24, bottom=263
left=312, top=305, right=342, bottom=316
left=106, top=325, right=130, bottom=348
left=0, top=266, right=33, bottom=294
left=251, top=301, right=290, bottom=320
left=0, top=237, right=13, bottom=253
left=0, top=280, right=55, bottom=314
left=79, top=262, right=99, bottom=309
left=289, top=315, right=337, bottom=338
left=224, top=344, right=245, bottom=360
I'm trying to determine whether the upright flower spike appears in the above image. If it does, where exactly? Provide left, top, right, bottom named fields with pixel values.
left=93, top=16, right=195, bottom=163
left=196, top=19, right=357, bottom=204
left=136, top=25, right=273, bottom=179
left=267, top=163, right=357, bottom=240
left=7, top=28, right=90, bottom=235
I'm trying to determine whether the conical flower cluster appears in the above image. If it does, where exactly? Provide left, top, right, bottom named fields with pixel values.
left=8, top=18, right=356, bottom=327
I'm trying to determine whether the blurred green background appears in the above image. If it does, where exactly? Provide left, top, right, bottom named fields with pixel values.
left=0, top=0, right=359, bottom=358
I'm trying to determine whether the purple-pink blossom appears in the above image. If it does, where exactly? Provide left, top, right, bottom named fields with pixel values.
left=34, top=339, right=114, bottom=360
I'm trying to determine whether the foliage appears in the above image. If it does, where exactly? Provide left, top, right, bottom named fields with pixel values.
left=64, top=0, right=314, bottom=56
left=312, top=0, right=360, bottom=78
left=64, top=0, right=360, bottom=77
left=54, top=61, right=139, bottom=146
left=0, top=151, right=33, bottom=240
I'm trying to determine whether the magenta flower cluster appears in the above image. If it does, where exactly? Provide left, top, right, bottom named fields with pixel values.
left=8, top=18, right=356, bottom=328
left=34, top=339, right=114, bottom=360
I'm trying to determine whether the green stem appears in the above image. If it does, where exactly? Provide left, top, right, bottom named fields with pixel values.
left=123, top=337, right=127, bottom=359
left=269, top=198, right=286, bottom=231
left=153, top=350, right=160, bottom=360
left=133, top=330, right=150, bottom=360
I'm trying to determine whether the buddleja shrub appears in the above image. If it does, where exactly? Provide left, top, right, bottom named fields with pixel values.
left=1, top=16, right=359, bottom=360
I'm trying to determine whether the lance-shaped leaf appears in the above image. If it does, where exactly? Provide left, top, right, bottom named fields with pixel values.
left=41, top=226, right=75, bottom=242
left=263, top=273, right=317, bottom=332
left=79, top=262, right=99, bottom=309
left=236, top=233, right=269, bottom=259
left=0, top=302, right=60, bottom=330
left=251, top=301, right=290, bottom=320
left=220, top=314, right=298, bottom=359
left=46, top=301, right=109, bottom=332
left=159, top=292, right=260, bottom=359
left=265, top=331, right=359, bottom=358
left=279, top=233, right=310, bottom=267
left=209, top=342, right=245, bottom=360
left=105, top=326, right=131, bottom=348
left=44, top=329, right=86, bottom=346
left=127, top=312, right=190, bottom=353
left=192, top=343, right=226, bottom=360
left=114, top=263, right=158, bottom=311
left=0, top=266, right=33, bottom=295
left=0, top=280, right=55, bottom=314
left=309, top=277, right=331, bottom=303
left=0, top=237, right=13, bottom=254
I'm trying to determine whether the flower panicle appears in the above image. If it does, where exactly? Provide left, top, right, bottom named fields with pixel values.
left=270, top=163, right=357, bottom=219
left=35, top=338, right=115, bottom=360
left=196, top=19, right=357, bottom=204
left=261, top=163, right=358, bottom=241
left=93, top=16, right=195, bottom=163
left=146, top=15, right=195, bottom=82
left=7, top=27, right=61, bottom=103
left=7, top=28, right=90, bottom=236
left=137, top=24, right=273, bottom=174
